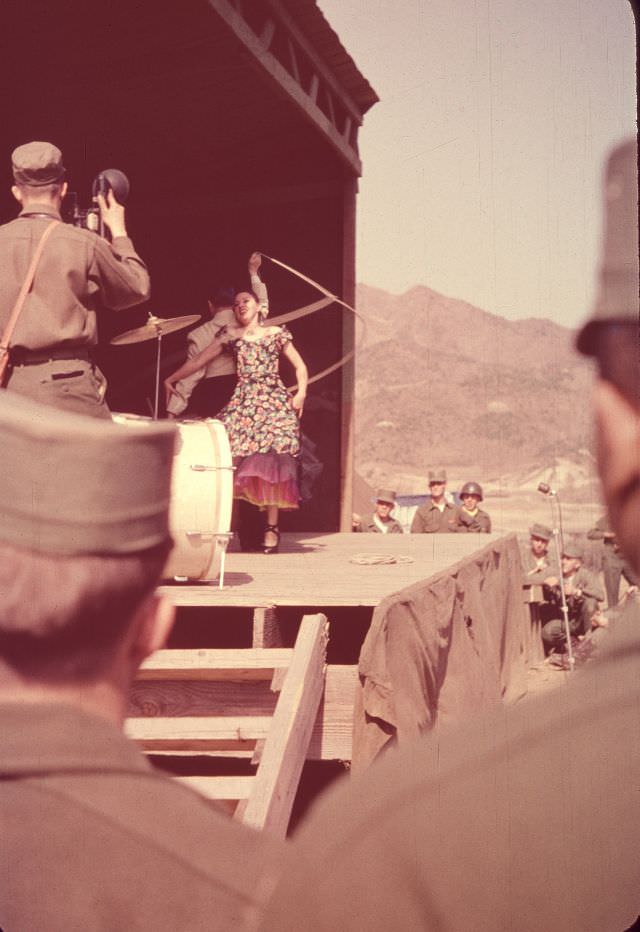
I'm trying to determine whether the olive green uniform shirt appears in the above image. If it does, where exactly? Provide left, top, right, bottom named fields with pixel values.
left=410, top=500, right=460, bottom=533
left=0, top=205, right=150, bottom=416
left=0, top=703, right=282, bottom=932
left=261, top=602, right=640, bottom=932
left=0, top=204, right=150, bottom=352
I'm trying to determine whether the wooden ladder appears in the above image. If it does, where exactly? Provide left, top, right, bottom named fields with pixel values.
left=127, top=613, right=328, bottom=838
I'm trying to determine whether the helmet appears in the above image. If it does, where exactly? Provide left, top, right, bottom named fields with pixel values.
left=460, top=481, right=483, bottom=501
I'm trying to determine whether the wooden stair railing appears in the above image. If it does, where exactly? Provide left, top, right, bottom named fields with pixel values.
left=127, top=613, right=329, bottom=837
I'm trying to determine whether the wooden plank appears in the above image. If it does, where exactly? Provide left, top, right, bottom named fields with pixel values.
left=204, top=0, right=363, bottom=174
left=252, top=607, right=284, bottom=648
left=157, top=532, right=510, bottom=609
left=308, top=664, right=358, bottom=761
left=137, top=648, right=292, bottom=680
left=239, top=613, right=328, bottom=836
left=178, top=775, right=254, bottom=800
left=129, top=680, right=279, bottom=718
left=126, top=716, right=270, bottom=750
left=129, top=666, right=357, bottom=761
left=339, top=176, right=356, bottom=531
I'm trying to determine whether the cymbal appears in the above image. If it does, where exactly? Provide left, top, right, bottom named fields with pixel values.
left=111, top=314, right=201, bottom=346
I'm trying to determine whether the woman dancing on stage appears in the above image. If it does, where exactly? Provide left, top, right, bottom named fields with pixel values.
left=165, top=289, right=308, bottom=554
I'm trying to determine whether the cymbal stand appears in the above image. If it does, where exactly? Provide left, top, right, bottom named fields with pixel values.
left=153, top=323, right=163, bottom=420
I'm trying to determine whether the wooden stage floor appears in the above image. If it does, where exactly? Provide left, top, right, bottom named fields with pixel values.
left=159, top=531, right=507, bottom=609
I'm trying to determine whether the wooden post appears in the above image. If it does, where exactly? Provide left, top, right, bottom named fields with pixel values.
left=252, top=606, right=284, bottom=648
left=339, top=176, right=357, bottom=531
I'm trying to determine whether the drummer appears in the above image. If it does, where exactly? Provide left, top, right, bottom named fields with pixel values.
left=0, top=141, right=150, bottom=418
left=166, top=252, right=268, bottom=420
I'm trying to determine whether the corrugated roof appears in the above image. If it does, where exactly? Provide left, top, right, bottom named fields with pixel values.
left=282, top=0, right=379, bottom=113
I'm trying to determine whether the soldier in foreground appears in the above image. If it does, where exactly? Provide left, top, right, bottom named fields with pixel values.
left=260, top=139, right=640, bottom=931
left=0, top=395, right=282, bottom=931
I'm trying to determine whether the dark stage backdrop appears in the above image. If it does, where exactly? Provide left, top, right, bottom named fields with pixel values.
left=0, top=0, right=376, bottom=530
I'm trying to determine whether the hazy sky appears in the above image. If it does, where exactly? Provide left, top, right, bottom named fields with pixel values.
left=319, top=0, right=636, bottom=328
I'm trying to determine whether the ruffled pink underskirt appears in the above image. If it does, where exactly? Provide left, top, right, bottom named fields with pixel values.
left=234, top=452, right=299, bottom=510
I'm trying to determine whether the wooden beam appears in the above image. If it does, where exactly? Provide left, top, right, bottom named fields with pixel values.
left=137, top=648, right=292, bottom=680
left=205, top=0, right=362, bottom=175
left=309, top=72, right=319, bottom=104
left=260, top=17, right=276, bottom=51
left=238, top=613, right=329, bottom=836
left=339, top=176, right=357, bottom=530
left=130, top=665, right=357, bottom=761
left=178, top=775, right=254, bottom=801
left=308, top=664, right=357, bottom=761
left=287, top=36, right=300, bottom=83
left=266, top=0, right=364, bottom=125
left=252, top=607, right=285, bottom=648
left=126, top=715, right=271, bottom=750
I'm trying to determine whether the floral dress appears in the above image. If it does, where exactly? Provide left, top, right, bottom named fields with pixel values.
left=218, top=326, right=300, bottom=510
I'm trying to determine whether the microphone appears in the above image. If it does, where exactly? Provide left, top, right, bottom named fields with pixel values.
left=92, top=169, right=130, bottom=205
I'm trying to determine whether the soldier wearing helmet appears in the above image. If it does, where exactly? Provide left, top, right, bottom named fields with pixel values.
left=456, top=481, right=491, bottom=533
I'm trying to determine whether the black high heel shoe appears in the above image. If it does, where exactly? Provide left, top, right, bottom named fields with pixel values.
left=262, top=524, right=280, bottom=554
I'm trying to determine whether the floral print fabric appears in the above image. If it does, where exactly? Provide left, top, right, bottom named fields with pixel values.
left=219, top=326, right=300, bottom=458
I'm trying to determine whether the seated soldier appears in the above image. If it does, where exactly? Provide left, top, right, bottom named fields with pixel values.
left=541, top=541, right=605, bottom=651
left=456, top=481, right=491, bottom=532
left=521, top=523, right=558, bottom=586
left=353, top=489, right=403, bottom=534
left=410, top=468, right=459, bottom=533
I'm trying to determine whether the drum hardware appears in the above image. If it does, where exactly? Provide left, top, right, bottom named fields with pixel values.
left=113, top=415, right=233, bottom=582
left=182, top=531, right=234, bottom=588
left=190, top=464, right=236, bottom=472
left=110, top=313, right=201, bottom=419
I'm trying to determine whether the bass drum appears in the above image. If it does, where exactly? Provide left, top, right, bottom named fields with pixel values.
left=112, top=415, right=233, bottom=581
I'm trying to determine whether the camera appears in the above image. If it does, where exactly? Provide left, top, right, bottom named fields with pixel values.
left=64, top=168, right=130, bottom=234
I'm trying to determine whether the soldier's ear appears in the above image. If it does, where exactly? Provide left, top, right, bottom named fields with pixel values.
left=129, top=595, right=176, bottom=668
left=11, top=185, right=22, bottom=204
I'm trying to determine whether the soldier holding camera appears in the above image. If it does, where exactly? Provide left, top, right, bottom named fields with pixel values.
left=0, top=141, right=150, bottom=418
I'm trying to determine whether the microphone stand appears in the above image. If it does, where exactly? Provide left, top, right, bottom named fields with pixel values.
left=539, top=485, right=574, bottom=670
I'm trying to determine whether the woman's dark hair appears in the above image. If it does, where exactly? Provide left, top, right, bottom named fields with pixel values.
left=211, top=286, right=235, bottom=308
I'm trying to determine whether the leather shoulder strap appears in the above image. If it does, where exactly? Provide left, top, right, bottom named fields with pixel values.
left=0, top=220, right=61, bottom=355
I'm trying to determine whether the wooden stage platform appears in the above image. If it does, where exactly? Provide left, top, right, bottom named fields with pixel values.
left=159, top=531, right=508, bottom=610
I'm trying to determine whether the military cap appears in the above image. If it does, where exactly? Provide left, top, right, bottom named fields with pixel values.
left=529, top=523, right=552, bottom=542
left=0, top=392, right=176, bottom=556
left=577, top=138, right=639, bottom=355
left=428, top=469, right=447, bottom=484
left=562, top=541, right=583, bottom=560
left=373, top=489, right=397, bottom=506
left=11, top=141, right=65, bottom=186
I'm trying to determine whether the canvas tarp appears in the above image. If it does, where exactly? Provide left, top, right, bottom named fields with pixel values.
left=352, top=533, right=528, bottom=770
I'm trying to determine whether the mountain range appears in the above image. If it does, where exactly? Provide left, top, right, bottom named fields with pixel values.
left=354, top=283, right=596, bottom=495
